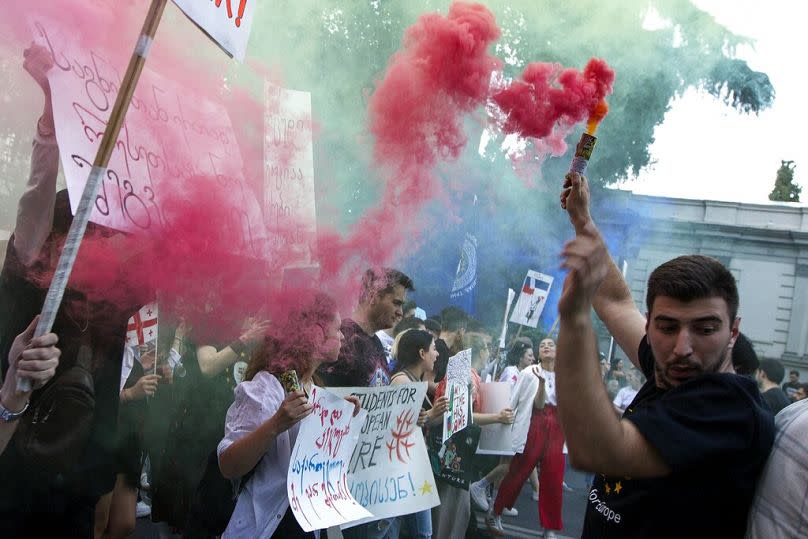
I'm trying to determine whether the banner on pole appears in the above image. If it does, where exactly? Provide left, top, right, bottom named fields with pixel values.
left=34, top=19, right=267, bottom=259
left=329, top=383, right=439, bottom=528
left=287, top=386, right=371, bottom=531
left=264, top=83, right=317, bottom=266
left=172, top=0, right=257, bottom=62
left=509, top=270, right=554, bottom=328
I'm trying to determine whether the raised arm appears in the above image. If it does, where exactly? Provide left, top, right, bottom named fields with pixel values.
left=561, top=173, right=646, bottom=368
left=13, top=44, right=60, bottom=267
left=196, top=318, right=269, bottom=378
left=555, top=212, right=669, bottom=479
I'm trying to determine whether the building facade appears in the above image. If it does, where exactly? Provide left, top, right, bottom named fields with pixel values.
left=600, top=190, right=808, bottom=379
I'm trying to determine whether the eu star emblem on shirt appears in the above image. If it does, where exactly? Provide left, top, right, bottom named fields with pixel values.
left=614, top=481, right=623, bottom=494
left=420, top=481, right=433, bottom=494
left=605, top=482, right=611, bottom=494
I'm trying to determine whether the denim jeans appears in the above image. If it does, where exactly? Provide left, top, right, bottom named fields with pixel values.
left=397, top=509, right=432, bottom=538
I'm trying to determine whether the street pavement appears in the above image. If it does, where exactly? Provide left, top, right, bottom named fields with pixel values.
left=134, top=468, right=590, bottom=538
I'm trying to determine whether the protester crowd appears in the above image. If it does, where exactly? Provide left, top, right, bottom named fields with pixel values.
left=2, top=44, right=808, bottom=539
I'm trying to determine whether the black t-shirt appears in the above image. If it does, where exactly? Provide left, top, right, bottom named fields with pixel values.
left=582, top=336, right=774, bottom=539
left=761, top=387, right=791, bottom=415
left=317, top=318, right=389, bottom=387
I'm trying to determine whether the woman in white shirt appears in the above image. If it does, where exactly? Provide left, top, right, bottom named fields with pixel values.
left=217, top=293, right=354, bottom=539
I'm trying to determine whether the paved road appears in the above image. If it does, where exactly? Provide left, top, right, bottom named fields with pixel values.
left=134, top=468, right=590, bottom=539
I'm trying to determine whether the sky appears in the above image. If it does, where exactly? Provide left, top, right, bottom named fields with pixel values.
left=618, top=0, right=807, bottom=205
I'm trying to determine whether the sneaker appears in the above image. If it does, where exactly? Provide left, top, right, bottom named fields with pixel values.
left=469, top=480, right=489, bottom=512
left=502, top=507, right=518, bottom=517
left=532, top=490, right=540, bottom=501
left=485, top=514, right=505, bottom=537
left=136, top=501, right=151, bottom=518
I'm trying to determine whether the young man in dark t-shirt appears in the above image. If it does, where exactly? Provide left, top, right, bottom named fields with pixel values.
left=555, top=173, right=775, bottom=539
left=756, top=358, right=791, bottom=415
left=318, top=267, right=413, bottom=388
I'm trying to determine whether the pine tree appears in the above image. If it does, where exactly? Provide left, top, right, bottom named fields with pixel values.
left=768, top=160, right=800, bottom=203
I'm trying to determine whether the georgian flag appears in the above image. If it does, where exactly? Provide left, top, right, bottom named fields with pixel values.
left=126, top=302, right=159, bottom=346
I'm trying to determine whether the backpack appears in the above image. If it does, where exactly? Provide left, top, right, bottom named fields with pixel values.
left=14, top=352, right=96, bottom=475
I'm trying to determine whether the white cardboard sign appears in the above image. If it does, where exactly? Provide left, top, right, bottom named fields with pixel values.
left=35, top=20, right=267, bottom=258
left=509, top=270, right=554, bottom=328
left=330, top=383, right=440, bottom=528
left=264, top=83, right=317, bottom=266
left=172, top=0, right=257, bottom=62
left=287, top=386, right=371, bottom=531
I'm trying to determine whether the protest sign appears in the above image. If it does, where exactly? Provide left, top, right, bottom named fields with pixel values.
left=264, top=83, right=317, bottom=266
left=287, top=386, right=371, bottom=531
left=35, top=20, right=267, bottom=258
left=330, top=383, right=440, bottom=528
left=509, top=270, right=554, bottom=328
left=476, top=382, right=515, bottom=456
left=443, top=348, right=471, bottom=443
left=171, top=0, right=257, bottom=61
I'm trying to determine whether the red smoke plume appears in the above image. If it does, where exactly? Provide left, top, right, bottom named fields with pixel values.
left=492, top=58, right=615, bottom=140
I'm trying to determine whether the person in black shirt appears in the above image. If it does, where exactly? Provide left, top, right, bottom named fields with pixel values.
left=756, top=358, right=792, bottom=415
left=318, top=267, right=413, bottom=389
left=555, top=172, right=774, bottom=539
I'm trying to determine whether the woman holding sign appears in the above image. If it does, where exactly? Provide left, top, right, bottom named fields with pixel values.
left=216, top=292, right=358, bottom=539
left=487, top=338, right=564, bottom=539
left=386, top=329, right=449, bottom=539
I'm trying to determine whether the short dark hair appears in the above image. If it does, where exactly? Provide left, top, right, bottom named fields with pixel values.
left=393, top=316, right=425, bottom=336
left=439, top=306, right=468, bottom=333
left=359, top=267, right=414, bottom=304
left=392, top=329, right=434, bottom=373
left=646, top=255, right=739, bottom=321
left=506, top=340, right=532, bottom=367
left=423, top=318, right=441, bottom=334
left=759, top=358, right=786, bottom=385
left=402, top=300, right=417, bottom=313
left=790, top=370, right=800, bottom=377
left=731, top=333, right=759, bottom=376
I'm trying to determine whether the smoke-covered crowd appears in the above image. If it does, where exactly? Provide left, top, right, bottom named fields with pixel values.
left=1, top=42, right=807, bottom=539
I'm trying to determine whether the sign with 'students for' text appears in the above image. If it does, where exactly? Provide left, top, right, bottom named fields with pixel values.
left=330, top=383, right=440, bottom=528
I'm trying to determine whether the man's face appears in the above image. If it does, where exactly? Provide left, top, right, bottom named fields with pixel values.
left=789, top=372, right=799, bottom=384
left=368, top=284, right=407, bottom=332
left=646, top=295, right=739, bottom=390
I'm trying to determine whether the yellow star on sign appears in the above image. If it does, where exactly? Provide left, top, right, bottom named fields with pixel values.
left=420, top=481, right=433, bottom=495
left=604, top=483, right=611, bottom=494
left=614, top=481, right=622, bottom=494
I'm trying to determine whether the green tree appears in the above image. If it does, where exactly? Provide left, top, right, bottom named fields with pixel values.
left=768, top=160, right=800, bottom=202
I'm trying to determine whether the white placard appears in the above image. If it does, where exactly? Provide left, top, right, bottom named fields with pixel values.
left=287, top=386, right=371, bottom=532
left=264, top=83, right=317, bottom=266
left=330, top=383, right=440, bottom=528
left=509, top=270, right=554, bottom=328
left=476, top=382, right=515, bottom=456
left=35, top=19, right=267, bottom=259
left=443, top=348, right=472, bottom=443
left=172, top=0, right=257, bottom=62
